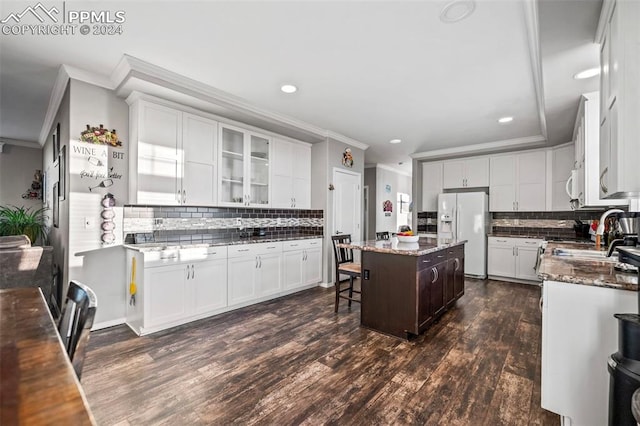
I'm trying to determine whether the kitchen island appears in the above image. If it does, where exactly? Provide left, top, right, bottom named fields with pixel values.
left=339, top=237, right=466, bottom=339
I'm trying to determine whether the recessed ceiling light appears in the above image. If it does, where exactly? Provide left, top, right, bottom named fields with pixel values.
left=498, top=116, right=514, bottom=124
left=280, top=84, right=297, bottom=94
left=573, top=67, right=600, bottom=80
left=389, top=139, right=402, bottom=144
left=440, top=0, right=476, bottom=23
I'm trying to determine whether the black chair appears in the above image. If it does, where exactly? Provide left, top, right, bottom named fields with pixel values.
left=376, top=231, right=390, bottom=240
left=58, top=280, right=97, bottom=379
left=331, top=234, right=362, bottom=312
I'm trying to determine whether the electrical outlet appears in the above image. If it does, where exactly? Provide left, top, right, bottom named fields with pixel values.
left=235, top=218, right=242, bottom=227
left=84, top=217, right=95, bottom=229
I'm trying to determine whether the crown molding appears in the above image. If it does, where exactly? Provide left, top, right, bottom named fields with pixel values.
left=37, top=65, right=70, bottom=146
left=410, top=135, right=547, bottom=160
left=523, top=0, right=548, bottom=140
left=114, top=55, right=334, bottom=140
left=40, top=54, right=370, bottom=150
left=64, top=64, right=114, bottom=90
left=0, top=137, right=41, bottom=149
left=595, top=0, right=614, bottom=43
left=325, top=130, right=369, bottom=151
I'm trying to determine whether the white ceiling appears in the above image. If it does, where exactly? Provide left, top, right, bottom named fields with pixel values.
left=0, top=0, right=602, bottom=172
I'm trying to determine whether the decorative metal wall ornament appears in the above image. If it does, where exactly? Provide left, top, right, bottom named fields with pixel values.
left=101, top=193, right=116, bottom=245
left=21, top=169, right=43, bottom=200
left=328, top=184, right=335, bottom=191
left=342, top=148, right=354, bottom=168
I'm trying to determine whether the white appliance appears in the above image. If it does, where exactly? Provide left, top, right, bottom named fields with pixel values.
left=437, top=192, right=488, bottom=278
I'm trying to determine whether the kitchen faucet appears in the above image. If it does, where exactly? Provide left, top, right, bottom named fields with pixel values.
left=596, top=208, right=625, bottom=254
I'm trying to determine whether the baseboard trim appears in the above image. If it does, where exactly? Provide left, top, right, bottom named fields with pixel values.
left=92, top=317, right=126, bottom=331
left=488, top=275, right=541, bottom=286
left=318, top=281, right=334, bottom=289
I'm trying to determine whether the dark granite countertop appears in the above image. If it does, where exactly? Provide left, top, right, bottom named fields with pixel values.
left=538, top=242, right=638, bottom=291
left=338, top=237, right=466, bottom=257
left=124, top=234, right=322, bottom=252
left=488, top=233, right=591, bottom=242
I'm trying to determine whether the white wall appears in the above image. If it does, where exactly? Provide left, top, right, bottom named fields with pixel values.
left=67, top=79, right=129, bottom=327
left=42, top=83, right=70, bottom=306
left=374, top=166, right=412, bottom=234
left=0, top=144, right=43, bottom=209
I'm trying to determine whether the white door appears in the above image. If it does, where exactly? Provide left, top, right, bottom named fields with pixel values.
left=283, top=250, right=304, bottom=290
left=515, top=246, right=540, bottom=281
left=183, top=113, right=217, bottom=206
left=422, top=161, right=443, bottom=211
left=437, top=193, right=457, bottom=238
left=333, top=169, right=362, bottom=240
left=456, top=192, right=487, bottom=277
left=464, top=157, right=489, bottom=187
left=442, top=160, right=464, bottom=188
left=292, top=177, right=310, bottom=209
left=517, top=151, right=546, bottom=211
left=303, top=247, right=322, bottom=285
left=192, top=259, right=227, bottom=315
left=227, top=255, right=257, bottom=305
left=487, top=246, right=515, bottom=278
left=489, top=155, right=516, bottom=212
left=145, top=264, right=188, bottom=327
left=256, top=252, right=282, bottom=297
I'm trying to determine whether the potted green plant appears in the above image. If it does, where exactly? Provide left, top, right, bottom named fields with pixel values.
left=0, top=205, right=48, bottom=245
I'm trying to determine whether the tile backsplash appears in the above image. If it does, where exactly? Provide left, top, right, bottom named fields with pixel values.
left=124, top=205, right=324, bottom=244
left=418, top=210, right=606, bottom=240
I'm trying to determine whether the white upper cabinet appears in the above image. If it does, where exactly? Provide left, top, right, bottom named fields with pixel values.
left=182, top=113, right=217, bottom=206
left=421, top=161, right=443, bottom=211
left=271, top=138, right=311, bottom=209
left=598, top=0, right=640, bottom=198
left=489, top=151, right=546, bottom=212
left=573, top=92, right=626, bottom=208
left=218, top=124, right=271, bottom=207
left=129, top=98, right=218, bottom=206
left=550, top=144, right=575, bottom=211
left=442, top=157, right=489, bottom=189
left=133, top=101, right=182, bottom=205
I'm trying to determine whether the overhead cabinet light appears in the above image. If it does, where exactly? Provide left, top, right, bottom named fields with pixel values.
left=280, top=84, right=298, bottom=93
left=389, top=139, right=402, bottom=144
left=573, top=68, right=600, bottom=80
left=498, top=116, right=513, bottom=124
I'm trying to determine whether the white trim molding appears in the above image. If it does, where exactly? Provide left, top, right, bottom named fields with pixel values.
left=38, top=54, right=370, bottom=150
left=523, top=0, right=548, bottom=141
left=595, top=0, right=614, bottom=43
left=0, top=137, right=40, bottom=149
left=410, top=134, right=547, bottom=161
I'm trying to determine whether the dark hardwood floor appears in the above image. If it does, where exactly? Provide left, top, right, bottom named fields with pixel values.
left=82, top=279, right=559, bottom=425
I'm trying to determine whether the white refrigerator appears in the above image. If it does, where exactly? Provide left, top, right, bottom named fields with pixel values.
left=437, top=192, right=488, bottom=278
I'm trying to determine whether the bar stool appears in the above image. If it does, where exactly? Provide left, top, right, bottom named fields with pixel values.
left=331, top=234, right=361, bottom=312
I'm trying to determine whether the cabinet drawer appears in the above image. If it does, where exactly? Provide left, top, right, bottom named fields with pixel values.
left=418, top=252, right=448, bottom=270
left=515, top=239, right=543, bottom=248
left=488, top=237, right=516, bottom=247
left=228, top=241, right=284, bottom=258
left=283, top=238, right=322, bottom=251
left=180, top=246, right=228, bottom=262
left=143, top=249, right=180, bottom=267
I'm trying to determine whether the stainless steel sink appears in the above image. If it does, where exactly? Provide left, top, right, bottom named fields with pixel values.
left=552, top=248, right=608, bottom=259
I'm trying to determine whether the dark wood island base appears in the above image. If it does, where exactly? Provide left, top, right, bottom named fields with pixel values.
left=340, top=238, right=466, bottom=340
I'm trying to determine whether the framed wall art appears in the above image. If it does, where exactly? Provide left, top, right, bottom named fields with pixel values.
left=53, top=182, right=59, bottom=228
left=58, top=145, right=66, bottom=201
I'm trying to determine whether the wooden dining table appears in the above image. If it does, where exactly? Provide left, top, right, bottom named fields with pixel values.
left=0, top=288, right=95, bottom=425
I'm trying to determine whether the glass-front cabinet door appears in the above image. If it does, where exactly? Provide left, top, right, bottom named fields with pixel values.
left=218, top=124, right=271, bottom=207
left=249, top=134, right=270, bottom=205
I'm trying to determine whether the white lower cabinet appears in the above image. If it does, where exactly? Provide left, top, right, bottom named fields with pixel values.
left=126, top=239, right=322, bottom=335
left=282, top=239, right=322, bottom=291
left=542, top=280, right=636, bottom=425
left=127, top=247, right=229, bottom=335
left=487, top=237, right=543, bottom=282
left=146, top=264, right=189, bottom=328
